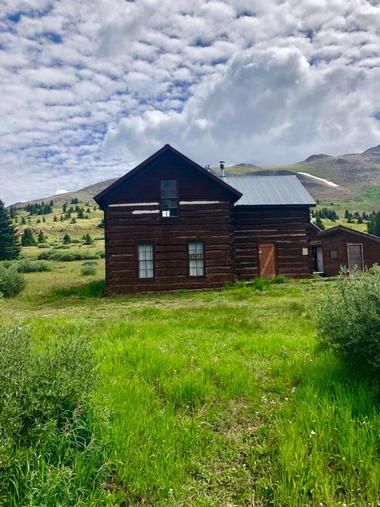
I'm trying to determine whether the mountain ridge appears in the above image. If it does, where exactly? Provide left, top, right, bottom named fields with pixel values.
left=11, top=144, right=380, bottom=209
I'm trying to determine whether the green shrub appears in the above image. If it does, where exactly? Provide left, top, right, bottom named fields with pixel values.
left=80, top=263, right=97, bottom=276
left=250, top=276, right=289, bottom=291
left=318, top=267, right=380, bottom=373
left=38, top=250, right=99, bottom=262
left=270, top=275, right=288, bottom=285
left=252, top=278, right=269, bottom=291
left=0, top=326, right=107, bottom=505
left=0, top=264, right=26, bottom=297
left=16, top=259, right=51, bottom=273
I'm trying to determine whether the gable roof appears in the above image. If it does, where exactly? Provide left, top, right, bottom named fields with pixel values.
left=225, top=175, right=316, bottom=206
left=94, top=144, right=242, bottom=207
left=318, top=224, right=380, bottom=243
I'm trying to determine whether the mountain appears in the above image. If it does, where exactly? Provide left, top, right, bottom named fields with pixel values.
left=12, top=144, right=380, bottom=210
left=11, top=178, right=118, bottom=208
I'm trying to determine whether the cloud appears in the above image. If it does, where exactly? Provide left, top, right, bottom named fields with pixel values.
left=0, top=0, right=379, bottom=204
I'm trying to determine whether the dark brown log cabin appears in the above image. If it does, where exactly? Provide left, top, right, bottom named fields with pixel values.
left=318, top=225, right=380, bottom=276
left=95, top=145, right=316, bottom=294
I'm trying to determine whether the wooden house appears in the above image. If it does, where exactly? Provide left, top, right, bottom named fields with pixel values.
left=95, top=144, right=316, bottom=294
left=317, top=225, right=380, bottom=275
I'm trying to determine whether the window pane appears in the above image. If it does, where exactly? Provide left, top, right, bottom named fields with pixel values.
left=188, top=242, right=204, bottom=277
left=161, top=198, right=177, bottom=217
left=161, top=180, right=177, bottom=198
left=138, top=244, right=153, bottom=278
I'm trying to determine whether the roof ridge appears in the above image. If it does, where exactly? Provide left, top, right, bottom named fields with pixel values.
left=94, top=144, right=242, bottom=207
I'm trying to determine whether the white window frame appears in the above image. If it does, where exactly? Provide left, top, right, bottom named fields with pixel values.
left=188, top=241, right=204, bottom=277
left=137, top=243, right=154, bottom=279
left=160, top=180, right=178, bottom=218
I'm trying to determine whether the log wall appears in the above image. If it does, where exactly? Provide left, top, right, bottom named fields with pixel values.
left=105, top=202, right=234, bottom=294
left=321, top=230, right=380, bottom=276
left=233, top=206, right=313, bottom=279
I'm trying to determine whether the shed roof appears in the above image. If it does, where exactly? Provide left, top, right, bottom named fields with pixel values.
left=318, top=224, right=380, bottom=243
left=225, top=175, right=316, bottom=206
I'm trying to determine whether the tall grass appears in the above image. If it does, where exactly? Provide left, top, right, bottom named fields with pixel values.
left=0, top=326, right=109, bottom=506
left=0, top=268, right=379, bottom=505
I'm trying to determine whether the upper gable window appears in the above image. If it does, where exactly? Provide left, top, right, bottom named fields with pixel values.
left=161, top=180, right=178, bottom=218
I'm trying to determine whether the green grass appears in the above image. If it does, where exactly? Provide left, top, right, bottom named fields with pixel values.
left=1, top=262, right=379, bottom=505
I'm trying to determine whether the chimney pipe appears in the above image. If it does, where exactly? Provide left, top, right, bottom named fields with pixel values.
left=219, top=160, right=225, bottom=180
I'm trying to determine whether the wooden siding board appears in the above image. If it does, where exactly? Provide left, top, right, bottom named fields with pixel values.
left=321, top=229, right=380, bottom=275
left=105, top=200, right=235, bottom=293
left=233, top=206, right=312, bottom=280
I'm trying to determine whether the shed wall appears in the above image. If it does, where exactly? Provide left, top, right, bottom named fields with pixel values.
left=233, top=206, right=313, bottom=279
left=321, top=230, right=380, bottom=275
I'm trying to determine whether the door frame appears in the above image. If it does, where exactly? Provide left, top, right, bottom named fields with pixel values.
left=258, top=242, right=278, bottom=278
left=346, top=242, right=364, bottom=274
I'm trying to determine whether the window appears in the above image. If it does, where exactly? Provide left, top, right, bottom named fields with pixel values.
left=330, top=249, right=338, bottom=259
left=188, top=241, right=204, bottom=277
left=302, top=247, right=309, bottom=256
left=138, top=244, right=154, bottom=278
left=161, top=180, right=177, bottom=217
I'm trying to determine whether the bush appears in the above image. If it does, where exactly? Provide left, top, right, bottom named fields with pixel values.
left=318, top=267, right=380, bottom=373
left=0, top=264, right=26, bottom=297
left=16, top=259, right=51, bottom=273
left=80, top=263, right=97, bottom=276
left=252, top=278, right=268, bottom=291
left=250, top=276, right=288, bottom=291
left=0, top=326, right=107, bottom=505
left=38, top=250, right=99, bottom=262
left=270, top=275, right=288, bottom=285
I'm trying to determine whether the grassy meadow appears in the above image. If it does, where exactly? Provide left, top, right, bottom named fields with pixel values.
left=1, top=254, right=379, bottom=506
left=1, top=199, right=379, bottom=506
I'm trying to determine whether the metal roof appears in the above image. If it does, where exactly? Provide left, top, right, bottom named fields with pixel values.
left=225, top=175, right=316, bottom=206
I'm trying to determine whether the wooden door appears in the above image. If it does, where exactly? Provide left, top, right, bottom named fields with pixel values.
left=347, top=243, right=363, bottom=274
left=259, top=243, right=277, bottom=278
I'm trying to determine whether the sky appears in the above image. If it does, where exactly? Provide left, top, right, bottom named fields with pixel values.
left=0, top=0, right=380, bottom=204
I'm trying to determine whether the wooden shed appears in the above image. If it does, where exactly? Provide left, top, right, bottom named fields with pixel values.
left=318, top=225, right=380, bottom=275
left=95, top=144, right=316, bottom=294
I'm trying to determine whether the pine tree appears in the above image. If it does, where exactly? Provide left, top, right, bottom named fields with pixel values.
left=21, top=227, right=37, bottom=247
left=0, top=200, right=21, bottom=260
left=63, top=233, right=71, bottom=244
left=315, top=216, right=325, bottom=230
left=83, top=233, right=93, bottom=245
left=38, top=230, right=46, bottom=243
left=368, top=211, right=380, bottom=237
left=21, top=216, right=27, bottom=225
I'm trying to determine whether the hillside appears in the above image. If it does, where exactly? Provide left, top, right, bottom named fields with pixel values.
left=12, top=144, right=380, bottom=212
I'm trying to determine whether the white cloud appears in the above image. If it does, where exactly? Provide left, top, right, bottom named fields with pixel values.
left=0, top=0, right=379, bottom=204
